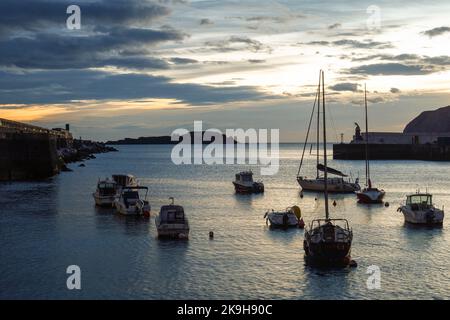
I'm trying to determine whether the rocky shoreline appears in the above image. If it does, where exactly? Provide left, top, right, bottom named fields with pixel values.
left=58, top=139, right=118, bottom=171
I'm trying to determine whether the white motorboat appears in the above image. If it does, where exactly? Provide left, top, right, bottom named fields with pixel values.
left=156, top=198, right=189, bottom=239
left=303, top=70, right=354, bottom=267
left=356, top=85, right=385, bottom=204
left=398, top=192, right=444, bottom=226
left=92, top=179, right=118, bottom=207
left=264, top=205, right=304, bottom=228
left=233, top=171, right=264, bottom=194
left=114, top=186, right=151, bottom=216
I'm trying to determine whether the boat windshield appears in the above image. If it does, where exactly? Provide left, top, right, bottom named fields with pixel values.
left=407, top=194, right=432, bottom=206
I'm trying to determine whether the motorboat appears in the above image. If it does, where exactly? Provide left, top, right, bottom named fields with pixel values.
left=356, top=85, right=385, bottom=204
left=303, top=70, right=354, bottom=267
left=112, top=174, right=138, bottom=189
left=296, top=73, right=359, bottom=194
left=92, top=178, right=118, bottom=207
left=397, top=192, right=444, bottom=226
left=233, top=171, right=264, bottom=194
left=114, top=186, right=151, bottom=216
left=264, top=205, right=304, bottom=228
left=155, top=198, right=190, bottom=239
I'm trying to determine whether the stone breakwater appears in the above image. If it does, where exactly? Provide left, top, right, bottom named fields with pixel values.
left=0, top=118, right=116, bottom=181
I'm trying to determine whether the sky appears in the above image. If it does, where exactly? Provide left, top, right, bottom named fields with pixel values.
left=1, top=0, right=450, bottom=142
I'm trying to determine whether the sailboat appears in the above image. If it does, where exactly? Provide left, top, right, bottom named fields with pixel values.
left=356, top=86, right=385, bottom=204
left=297, top=73, right=360, bottom=193
left=303, top=71, right=353, bottom=267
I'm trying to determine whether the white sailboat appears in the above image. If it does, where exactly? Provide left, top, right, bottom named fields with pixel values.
left=297, top=73, right=360, bottom=193
left=356, top=85, right=385, bottom=204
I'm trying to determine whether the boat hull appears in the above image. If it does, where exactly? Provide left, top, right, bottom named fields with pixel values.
left=304, top=240, right=352, bottom=267
left=93, top=193, right=116, bottom=207
left=156, top=222, right=190, bottom=239
left=267, top=213, right=299, bottom=228
left=399, top=206, right=444, bottom=225
left=233, top=181, right=264, bottom=194
left=297, top=177, right=360, bottom=193
left=356, top=189, right=385, bottom=204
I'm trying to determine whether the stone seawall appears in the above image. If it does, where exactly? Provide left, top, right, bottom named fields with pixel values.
left=333, top=143, right=450, bottom=161
left=0, top=132, right=60, bottom=180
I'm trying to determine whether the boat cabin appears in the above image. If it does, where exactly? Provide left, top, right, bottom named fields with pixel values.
left=159, top=205, right=187, bottom=224
left=97, top=181, right=117, bottom=196
left=406, top=194, right=433, bottom=210
left=119, top=186, right=148, bottom=208
left=235, top=171, right=254, bottom=183
left=112, top=174, right=137, bottom=187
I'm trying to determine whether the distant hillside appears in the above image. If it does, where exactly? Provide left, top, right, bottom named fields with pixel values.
left=404, top=106, right=450, bottom=133
left=106, top=132, right=236, bottom=145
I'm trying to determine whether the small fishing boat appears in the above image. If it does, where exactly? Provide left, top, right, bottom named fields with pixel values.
left=264, top=205, right=304, bottom=228
left=156, top=198, right=190, bottom=239
left=92, top=178, right=118, bottom=207
left=356, top=85, right=385, bottom=204
left=397, top=192, right=444, bottom=226
left=303, top=70, right=354, bottom=267
left=114, top=186, right=151, bottom=216
left=233, top=171, right=264, bottom=194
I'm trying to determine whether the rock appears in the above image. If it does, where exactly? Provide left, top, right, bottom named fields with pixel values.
left=404, top=106, right=450, bottom=133
left=61, top=165, right=73, bottom=172
left=79, top=163, right=85, bottom=167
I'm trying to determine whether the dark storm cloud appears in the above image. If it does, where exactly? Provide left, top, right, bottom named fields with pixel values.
left=329, top=83, right=359, bottom=92
left=349, top=53, right=450, bottom=75
left=169, top=57, right=199, bottom=64
left=422, top=26, right=450, bottom=37
left=204, top=36, right=272, bottom=53
left=248, top=59, right=266, bottom=64
left=347, top=63, right=436, bottom=76
left=0, top=28, right=185, bottom=69
left=200, top=18, right=214, bottom=25
left=0, top=70, right=274, bottom=106
left=328, top=23, right=341, bottom=30
left=0, top=0, right=170, bottom=32
left=303, top=39, right=392, bottom=49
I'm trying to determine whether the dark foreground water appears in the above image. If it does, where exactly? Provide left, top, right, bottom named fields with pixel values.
left=1, top=144, right=449, bottom=299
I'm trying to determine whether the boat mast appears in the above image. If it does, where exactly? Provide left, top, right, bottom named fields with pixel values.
left=322, top=70, right=329, bottom=220
left=364, top=84, right=370, bottom=186
left=296, top=73, right=320, bottom=178
left=316, top=72, right=321, bottom=179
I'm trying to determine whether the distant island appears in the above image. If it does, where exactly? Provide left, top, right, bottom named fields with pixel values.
left=106, top=132, right=237, bottom=145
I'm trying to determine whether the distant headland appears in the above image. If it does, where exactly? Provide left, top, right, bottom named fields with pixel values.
left=106, top=132, right=237, bottom=145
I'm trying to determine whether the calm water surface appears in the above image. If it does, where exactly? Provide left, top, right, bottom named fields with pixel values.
left=1, top=144, right=449, bottom=299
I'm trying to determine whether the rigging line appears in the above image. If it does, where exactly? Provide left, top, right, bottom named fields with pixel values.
left=297, top=80, right=319, bottom=177
left=327, top=95, right=339, bottom=143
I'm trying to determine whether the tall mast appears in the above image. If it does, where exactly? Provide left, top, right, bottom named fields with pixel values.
left=316, top=72, right=321, bottom=178
left=322, top=70, right=329, bottom=220
left=364, top=84, right=370, bottom=186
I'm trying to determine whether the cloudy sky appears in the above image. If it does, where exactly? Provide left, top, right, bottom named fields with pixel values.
left=1, top=0, right=450, bottom=141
